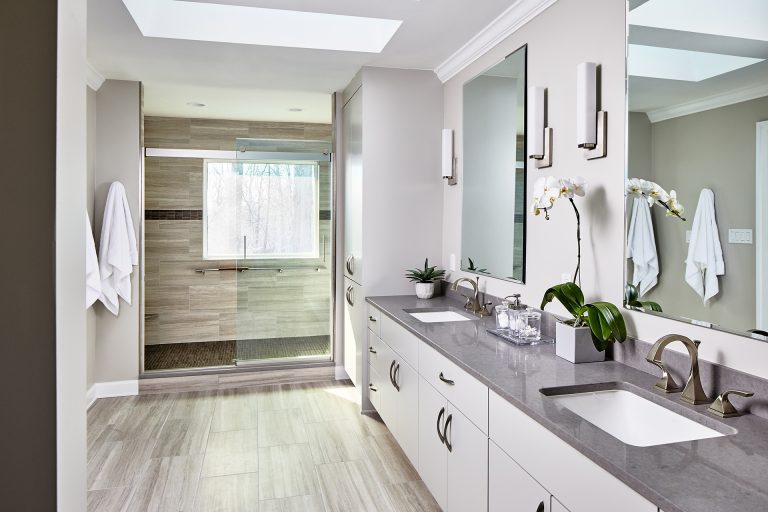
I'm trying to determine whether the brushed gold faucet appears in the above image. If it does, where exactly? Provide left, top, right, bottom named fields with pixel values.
left=646, top=334, right=709, bottom=405
left=452, top=277, right=491, bottom=317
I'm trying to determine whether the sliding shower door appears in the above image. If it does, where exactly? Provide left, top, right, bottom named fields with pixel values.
left=206, top=138, right=333, bottom=365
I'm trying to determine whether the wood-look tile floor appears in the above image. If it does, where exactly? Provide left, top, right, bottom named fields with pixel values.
left=87, top=380, right=440, bottom=512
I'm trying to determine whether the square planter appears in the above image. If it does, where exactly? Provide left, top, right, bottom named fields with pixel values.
left=555, top=322, right=605, bottom=363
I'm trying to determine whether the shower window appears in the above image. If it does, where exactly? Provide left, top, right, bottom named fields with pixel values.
left=203, top=160, right=320, bottom=260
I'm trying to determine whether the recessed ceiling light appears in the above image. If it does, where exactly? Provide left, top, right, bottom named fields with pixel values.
left=628, top=44, right=763, bottom=82
left=630, top=0, right=768, bottom=42
left=122, top=0, right=402, bottom=53
left=288, top=108, right=304, bottom=112
left=186, top=102, right=206, bottom=107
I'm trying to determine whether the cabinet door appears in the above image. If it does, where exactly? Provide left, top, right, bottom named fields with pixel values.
left=418, top=377, right=448, bottom=511
left=446, top=405, right=488, bottom=512
left=367, top=363, right=381, bottom=411
left=342, top=87, right=363, bottom=283
left=343, top=278, right=363, bottom=386
left=489, top=440, right=550, bottom=512
left=551, top=498, right=570, bottom=512
left=391, top=358, right=419, bottom=469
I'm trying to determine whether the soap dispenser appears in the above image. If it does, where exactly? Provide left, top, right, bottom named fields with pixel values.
left=504, top=294, right=528, bottom=336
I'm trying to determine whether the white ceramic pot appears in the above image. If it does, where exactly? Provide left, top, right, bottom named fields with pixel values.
left=555, top=322, right=605, bottom=363
left=415, top=282, right=436, bottom=299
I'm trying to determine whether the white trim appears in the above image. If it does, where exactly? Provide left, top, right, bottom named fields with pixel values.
left=434, top=0, right=557, bottom=83
left=757, top=121, right=768, bottom=330
left=87, top=380, right=139, bottom=408
left=86, top=62, right=105, bottom=91
left=145, top=148, right=239, bottom=159
left=647, top=83, right=768, bottom=123
left=335, top=365, right=349, bottom=380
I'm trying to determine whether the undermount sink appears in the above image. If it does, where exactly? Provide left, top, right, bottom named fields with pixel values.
left=404, top=308, right=475, bottom=323
left=541, top=383, right=735, bottom=447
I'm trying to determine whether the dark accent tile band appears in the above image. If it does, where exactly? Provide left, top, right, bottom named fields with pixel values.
left=320, top=210, right=332, bottom=221
left=145, top=209, right=203, bottom=220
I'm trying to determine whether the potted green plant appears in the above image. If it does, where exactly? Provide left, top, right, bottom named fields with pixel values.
left=541, top=282, right=627, bottom=363
left=405, top=258, right=446, bottom=299
left=624, top=283, right=662, bottom=312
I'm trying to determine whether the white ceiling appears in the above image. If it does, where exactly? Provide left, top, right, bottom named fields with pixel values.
left=628, top=0, right=768, bottom=114
left=88, top=0, right=515, bottom=123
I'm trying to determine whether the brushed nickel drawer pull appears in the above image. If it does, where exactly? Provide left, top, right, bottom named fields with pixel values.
left=443, top=413, right=453, bottom=452
left=368, top=316, right=377, bottom=322
left=368, top=346, right=377, bottom=354
left=436, top=407, right=446, bottom=444
left=439, top=372, right=455, bottom=385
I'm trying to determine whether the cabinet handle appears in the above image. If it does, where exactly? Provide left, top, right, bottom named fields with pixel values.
left=436, top=407, right=446, bottom=444
left=346, top=286, right=355, bottom=307
left=389, top=360, right=397, bottom=388
left=368, top=346, right=377, bottom=354
left=536, top=502, right=545, bottom=512
left=439, top=372, right=455, bottom=385
left=369, top=383, right=377, bottom=392
left=443, top=413, right=453, bottom=452
left=368, top=316, right=377, bottom=322
left=346, top=255, right=355, bottom=275
left=393, top=363, right=401, bottom=392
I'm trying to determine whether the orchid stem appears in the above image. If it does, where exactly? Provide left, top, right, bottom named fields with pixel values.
left=569, top=198, right=581, bottom=287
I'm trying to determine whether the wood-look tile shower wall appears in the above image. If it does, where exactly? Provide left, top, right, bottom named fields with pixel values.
left=144, top=117, right=333, bottom=345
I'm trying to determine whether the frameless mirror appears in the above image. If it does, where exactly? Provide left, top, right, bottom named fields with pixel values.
left=625, top=0, right=768, bottom=341
left=461, top=45, right=527, bottom=282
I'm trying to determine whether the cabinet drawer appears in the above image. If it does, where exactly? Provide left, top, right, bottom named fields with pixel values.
left=367, top=306, right=381, bottom=337
left=489, top=392, right=657, bottom=512
left=367, top=363, right=381, bottom=411
left=380, top=315, right=419, bottom=369
left=368, top=332, right=394, bottom=386
left=419, top=342, right=488, bottom=433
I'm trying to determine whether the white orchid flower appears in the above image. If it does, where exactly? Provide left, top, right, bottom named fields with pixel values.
left=626, top=178, right=644, bottom=197
left=559, top=177, right=575, bottom=199
left=543, top=176, right=561, bottom=206
left=666, top=190, right=684, bottom=217
left=570, top=176, right=588, bottom=197
left=642, top=180, right=669, bottom=205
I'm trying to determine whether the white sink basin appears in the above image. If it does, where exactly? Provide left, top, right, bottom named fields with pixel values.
left=407, top=310, right=473, bottom=323
left=547, top=388, right=728, bottom=447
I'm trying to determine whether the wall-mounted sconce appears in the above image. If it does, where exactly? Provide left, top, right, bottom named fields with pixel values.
left=442, top=128, right=457, bottom=185
left=576, top=62, right=607, bottom=160
left=527, top=86, right=552, bottom=169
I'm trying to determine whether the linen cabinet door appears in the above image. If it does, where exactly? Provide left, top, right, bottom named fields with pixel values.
left=418, top=377, right=448, bottom=511
left=489, top=440, right=550, bottom=512
left=446, top=405, right=488, bottom=512
left=343, top=278, right=363, bottom=386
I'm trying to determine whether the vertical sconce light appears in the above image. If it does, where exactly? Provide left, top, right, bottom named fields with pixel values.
left=527, top=86, right=552, bottom=169
left=576, top=62, right=607, bottom=160
left=442, top=128, right=457, bottom=185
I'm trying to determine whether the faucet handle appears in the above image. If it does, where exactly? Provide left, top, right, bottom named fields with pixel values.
left=648, top=360, right=683, bottom=393
left=708, top=390, right=754, bottom=418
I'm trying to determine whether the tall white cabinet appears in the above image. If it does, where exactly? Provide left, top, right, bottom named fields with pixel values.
left=339, top=67, right=443, bottom=405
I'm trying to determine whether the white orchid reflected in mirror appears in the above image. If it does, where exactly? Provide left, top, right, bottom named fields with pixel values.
left=626, top=178, right=685, bottom=221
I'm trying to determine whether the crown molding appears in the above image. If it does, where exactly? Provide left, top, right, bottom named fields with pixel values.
left=434, top=0, right=558, bottom=83
left=647, top=82, right=768, bottom=123
left=86, top=62, right=105, bottom=91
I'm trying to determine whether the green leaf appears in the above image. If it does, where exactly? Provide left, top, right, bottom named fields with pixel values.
left=584, top=302, right=627, bottom=351
left=540, top=282, right=585, bottom=319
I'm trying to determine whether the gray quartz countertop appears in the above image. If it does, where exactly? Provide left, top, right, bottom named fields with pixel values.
left=366, top=295, right=768, bottom=512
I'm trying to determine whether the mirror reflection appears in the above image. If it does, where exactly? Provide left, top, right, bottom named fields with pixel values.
left=461, top=45, right=527, bottom=282
left=625, top=0, right=768, bottom=340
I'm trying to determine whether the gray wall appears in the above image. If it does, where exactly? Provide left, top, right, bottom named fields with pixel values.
left=93, top=80, right=142, bottom=384
left=0, top=2, right=60, bottom=508
left=629, top=96, right=768, bottom=332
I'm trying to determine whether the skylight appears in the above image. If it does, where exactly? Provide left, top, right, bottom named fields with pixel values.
left=121, top=0, right=402, bottom=53
left=629, top=0, right=768, bottom=42
left=628, top=44, right=763, bottom=82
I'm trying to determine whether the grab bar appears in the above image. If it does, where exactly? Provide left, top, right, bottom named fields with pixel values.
left=195, top=266, right=322, bottom=274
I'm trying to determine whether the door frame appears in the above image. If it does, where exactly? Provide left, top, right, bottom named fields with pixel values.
left=756, top=121, right=768, bottom=330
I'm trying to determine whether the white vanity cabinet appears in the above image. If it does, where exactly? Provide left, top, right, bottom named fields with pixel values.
left=343, top=278, right=363, bottom=387
left=489, top=440, right=550, bottom=512
left=418, top=376, right=488, bottom=512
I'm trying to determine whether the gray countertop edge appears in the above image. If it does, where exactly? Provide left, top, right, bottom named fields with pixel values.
left=365, top=295, right=768, bottom=512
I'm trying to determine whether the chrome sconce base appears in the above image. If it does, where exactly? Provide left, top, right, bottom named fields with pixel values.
left=530, top=127, right=553, bottom=169
left=583, top=110, right=607, bottom=160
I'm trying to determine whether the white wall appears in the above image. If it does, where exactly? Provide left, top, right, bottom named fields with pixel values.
left=57, top=0, right=88, bottom=508
left=441, top=0, right=768, bottom=379
left=92, top=80, right=142, bottom=386
left=87, top=87, right=97, bottom=392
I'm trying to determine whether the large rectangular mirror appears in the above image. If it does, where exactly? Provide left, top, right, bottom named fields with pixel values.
left=461, top=45, right=527, bottom=282
left=625, top=0, right=768, bottom=341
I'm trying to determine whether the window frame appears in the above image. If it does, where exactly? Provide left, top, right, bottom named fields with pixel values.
left=202, top=158, right=321, bottom=261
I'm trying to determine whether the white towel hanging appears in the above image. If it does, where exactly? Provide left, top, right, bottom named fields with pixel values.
left=86, top=211, right=101, bottom=309
left=98, top=182, right=138, bottom=315
left=626, top=197, right=659, bottom=296
left=685, top=188, right=724, bottom=304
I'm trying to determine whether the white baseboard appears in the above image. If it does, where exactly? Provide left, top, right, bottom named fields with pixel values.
left=87, top=379, right=139, bottom=409
left=335, top=365, right=350, bottom=381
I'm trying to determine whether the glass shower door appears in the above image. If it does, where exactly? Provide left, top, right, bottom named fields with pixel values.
left=229, top=138, right=333, bottom=365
